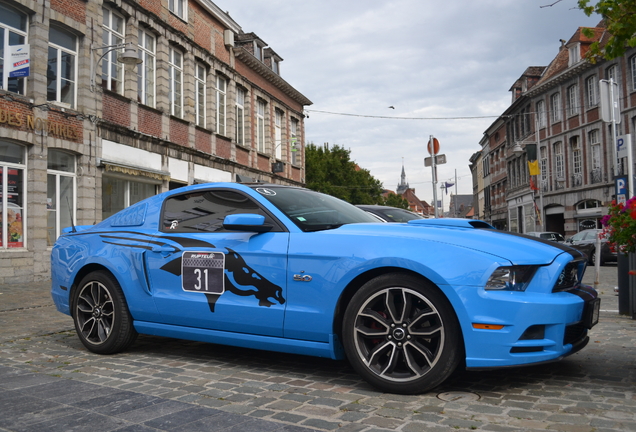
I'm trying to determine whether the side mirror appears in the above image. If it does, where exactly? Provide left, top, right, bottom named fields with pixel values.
left=223, top=214, right=272, bottom=233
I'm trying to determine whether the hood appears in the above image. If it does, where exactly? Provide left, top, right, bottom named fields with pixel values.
left=336, top=222, right=579, bottom=266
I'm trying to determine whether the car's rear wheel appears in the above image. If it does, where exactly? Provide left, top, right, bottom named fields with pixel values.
left=72, top=271, right=137, bottom=354
left=342, top=273, right=462, bottom=394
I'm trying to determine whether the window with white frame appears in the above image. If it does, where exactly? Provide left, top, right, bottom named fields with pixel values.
left=568, top=44, right=580, bottom=66
left=540, top=146, right=548, bottom=187
left=590, top=129, right=602, bottom=170
left=137, top=28, right=155, bottom=107
left=257, top=100, right=266, bottom=153
left=169, top=46, right=183, bottom=118
left=537, top=100, right=546, bottom=128
left=253, top=41, right=263, bottom=61
left=606, top=64, right=620, bottom=95
left=235, top=87, right=245, bottom=146
left=47, top=150, right=75, bottom=247
left=630, top=55, right=636, bottom=91
left=195, top=62, right=206, bottom=127
left=102, top=176, right=157, bottom=220
left=101, top=7, right=125, bottom=94
left=274, top=109, right=283, bottom=160
left=567, top=84, right=579, bottom=116
left=0, top=3, right=27, bottom=94
left=169, top=0, right=187, bottom=20
left=586, top=75, right=598, bottom=107
left=216, top=75, right=227, bottom=135
left=572, top=137, right=582, bottom=178
left=554, top=142, right=564, bottom=180
left=47, top=26, right=77, bottom=108
left=551, top=93, right=561, bottom=122
left=0, top=141, right=26, bottom=249
left=291, top=118, right=299, bottom=165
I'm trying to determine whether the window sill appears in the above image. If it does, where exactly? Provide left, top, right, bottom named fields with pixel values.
left=169, top=115, right=190, bottom=125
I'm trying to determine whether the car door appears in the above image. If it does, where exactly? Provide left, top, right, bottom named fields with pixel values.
left=144, top=188, right=288, bottom=337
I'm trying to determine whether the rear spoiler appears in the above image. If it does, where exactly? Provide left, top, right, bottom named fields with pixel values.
left=408, top=218, right=495, bottom=229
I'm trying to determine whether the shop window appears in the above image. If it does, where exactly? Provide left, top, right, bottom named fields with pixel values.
left=0, top=141, right=26, bottom=248
left=102, top=176, right=157, bottom=220
left=0, top=3, right=27, bottom=94
left=47, top=149, right=76, bottom=246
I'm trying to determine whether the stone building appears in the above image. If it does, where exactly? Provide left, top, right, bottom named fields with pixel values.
left=0, top=0, right=311, bottom=283
left=477, top=21, right=636, bottom=236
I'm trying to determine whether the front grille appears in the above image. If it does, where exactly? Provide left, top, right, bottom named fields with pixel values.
left=564, top=322, right=587, bottom=346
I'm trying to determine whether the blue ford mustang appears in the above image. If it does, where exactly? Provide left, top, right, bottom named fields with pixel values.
left=51, top=183, right=600, bottom=394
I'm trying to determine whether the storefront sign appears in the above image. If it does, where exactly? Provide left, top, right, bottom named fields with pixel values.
left=0, top=107, right=79, bottom=140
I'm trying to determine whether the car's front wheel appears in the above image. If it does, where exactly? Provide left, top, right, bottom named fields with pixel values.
left=342, top=273, right=462, bottom=394
left=72, top=271, right=137, bottom=354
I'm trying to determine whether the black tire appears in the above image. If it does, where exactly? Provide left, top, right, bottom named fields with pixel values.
left=342, top=273, right=462, bottom=394
left=72, top=271, right=137, bottom=354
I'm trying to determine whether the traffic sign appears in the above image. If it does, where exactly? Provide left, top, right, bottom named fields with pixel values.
left=424, top=154, right=446, bottom=167
left=427, top=138, right=440, bottom=155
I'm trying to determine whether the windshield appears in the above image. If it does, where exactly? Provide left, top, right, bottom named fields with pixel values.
left=252, top=186, right=379, bottom=232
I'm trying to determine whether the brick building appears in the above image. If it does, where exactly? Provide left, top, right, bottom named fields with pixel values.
left=475, top=21, right=636, bottom=237
left=0, top=0, right=311, bottom=282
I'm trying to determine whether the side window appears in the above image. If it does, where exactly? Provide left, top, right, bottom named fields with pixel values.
left=162, top=190, right=280, bottom=233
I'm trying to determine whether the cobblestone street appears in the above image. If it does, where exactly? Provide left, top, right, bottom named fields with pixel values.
left=0, top=264, right=634, bottom=431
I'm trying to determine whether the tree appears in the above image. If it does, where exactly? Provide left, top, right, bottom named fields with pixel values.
left=578, top=0, right=636, bottom=60
left=305, top=143, right=384, bottom=204
left=383, top=193, right=410, bottom=209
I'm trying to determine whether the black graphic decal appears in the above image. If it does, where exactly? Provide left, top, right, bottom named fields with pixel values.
left=156, top=247, right=285, bottom=309
left=160, top=257, right=182, bottom=276
left=224, top=247, right=285, bottom=307
left=205, top=293, right=220, bottom=312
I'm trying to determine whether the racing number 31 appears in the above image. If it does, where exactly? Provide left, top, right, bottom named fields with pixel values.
left=181, top=251, right=225, bottom=294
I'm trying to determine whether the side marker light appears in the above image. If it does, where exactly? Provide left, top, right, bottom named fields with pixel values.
left=472, top=323, right=505, bottom=330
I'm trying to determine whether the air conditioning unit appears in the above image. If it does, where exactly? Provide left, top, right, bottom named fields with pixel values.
left=224, top=29, right=234, bottom=47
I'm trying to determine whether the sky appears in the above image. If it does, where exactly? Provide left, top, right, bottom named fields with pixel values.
left=213, top=0, right=601, bottom=207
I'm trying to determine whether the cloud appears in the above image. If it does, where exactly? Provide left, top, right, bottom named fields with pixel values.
left=215, top=0, right=600, bottom=207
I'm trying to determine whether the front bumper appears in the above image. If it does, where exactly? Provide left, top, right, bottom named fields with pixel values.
left=461, top=284, right=599, bottom=369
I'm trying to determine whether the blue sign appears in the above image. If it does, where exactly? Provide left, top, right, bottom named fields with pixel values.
left=616, top=177, right=627, bottom=195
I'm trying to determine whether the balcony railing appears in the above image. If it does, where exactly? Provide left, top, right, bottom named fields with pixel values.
left=590, top=169, right=603, bottom=184
left=571, top=173, right=583, bottom=187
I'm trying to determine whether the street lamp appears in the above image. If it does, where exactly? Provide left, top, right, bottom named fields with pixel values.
left=90, top=43, right=142, bottom=92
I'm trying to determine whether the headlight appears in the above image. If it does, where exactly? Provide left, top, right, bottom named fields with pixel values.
left=485, top=266, right=538, bottom=291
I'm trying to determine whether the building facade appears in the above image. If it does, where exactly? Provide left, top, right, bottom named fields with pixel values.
left=479, top=22, right=636, bottom=237
left=0, top=0, right=311, bottom=283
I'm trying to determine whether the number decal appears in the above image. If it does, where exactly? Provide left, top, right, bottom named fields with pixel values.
left=182, top=252, right=225, bottom=294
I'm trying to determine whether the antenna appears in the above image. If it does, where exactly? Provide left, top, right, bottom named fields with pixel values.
left=66, top=196, right=76, bottom=233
